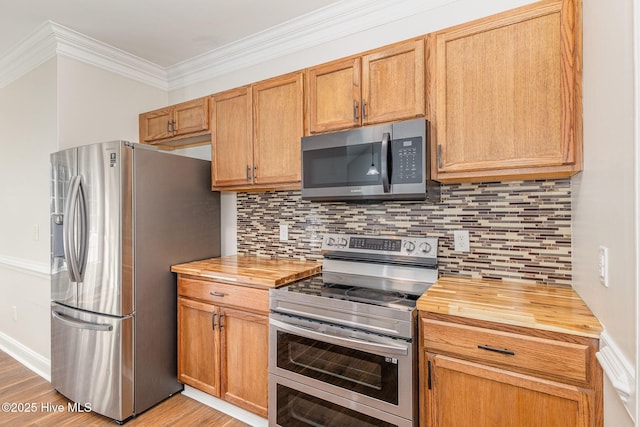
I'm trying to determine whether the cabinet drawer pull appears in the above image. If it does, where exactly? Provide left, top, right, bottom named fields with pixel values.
left=210, top=291, right=225, bottom=298
left=478, top=344, right=515, bottom=356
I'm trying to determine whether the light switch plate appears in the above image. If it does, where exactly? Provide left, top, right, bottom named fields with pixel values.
left=599, top=246, right=609, bottom=287
left=279, top=224, right=289, bottom=241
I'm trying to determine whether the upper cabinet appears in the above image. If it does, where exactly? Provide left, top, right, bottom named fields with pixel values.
left=139, top=97, right=210, bottom=148
left=430, top=0, right=582, bottom=182
left=211, top=72, right=304, bottom=191
left=306, top=38, right=425, bottom=134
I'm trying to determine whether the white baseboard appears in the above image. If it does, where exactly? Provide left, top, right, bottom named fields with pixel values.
left=0, top=331, right=51, bottom=381
left=596, top=330, right=636, bottom=422
left=181, top=385, right=268, bottom=427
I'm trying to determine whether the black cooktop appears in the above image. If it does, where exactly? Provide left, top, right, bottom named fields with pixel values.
left=282, top=273, right=421, bottom=311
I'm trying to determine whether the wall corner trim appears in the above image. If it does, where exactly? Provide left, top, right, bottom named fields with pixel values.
left=596, top=330, right=637, bottom=421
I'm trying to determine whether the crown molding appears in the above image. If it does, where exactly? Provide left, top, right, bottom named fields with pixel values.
left=0, top=0, right=457, bottom=91
left=166, top=0, right=457, bottom=90
left=0, top=21, right=167, bottom=90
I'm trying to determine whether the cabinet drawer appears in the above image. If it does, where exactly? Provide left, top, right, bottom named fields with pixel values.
left=178, top=277, right=269, bottom=313
left=422, top=318, right=590, bottom=385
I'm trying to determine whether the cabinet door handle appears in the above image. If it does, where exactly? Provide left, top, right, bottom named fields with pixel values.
left=353, top=100, right=359, bottom=122
left=219, top=313, right=225, bottom=329
left=477, top=344, right=515, bottom=356
left=211, top=312, right=217, bottom=329
left=246, top=165, right=251, bottom=182
left=427, top=360, right=433, bottom=390
left=253, top=165, right=257, bottom=181
left=437, top=144, right=443, bottom=169
left=362, top=99, right=367, bottom=120
left=209, top=291, right=225, bottom=298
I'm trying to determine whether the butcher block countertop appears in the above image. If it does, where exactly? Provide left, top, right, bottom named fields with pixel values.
left=171, top=254, right=321, bottom=288
left=417, top=276, right=603, bottom=338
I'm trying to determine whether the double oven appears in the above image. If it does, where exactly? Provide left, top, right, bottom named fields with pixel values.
left=269, top=233, right=438, bottom=426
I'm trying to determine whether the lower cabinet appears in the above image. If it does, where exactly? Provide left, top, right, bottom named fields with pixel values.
left=420, top=315, right=602, bottom=427
left=177, top=277, right=269, bottom=417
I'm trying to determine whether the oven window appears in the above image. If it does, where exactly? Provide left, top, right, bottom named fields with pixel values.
left=303, top=142, right=382, bottom=188
left=276, top=384, right=397, bottom=427
left=276, top=331, right=398, bottom=404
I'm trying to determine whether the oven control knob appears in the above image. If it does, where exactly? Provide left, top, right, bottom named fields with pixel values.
left=404, top=241, right=416, bottom=253
left=420, top=242, right=432, bottom=254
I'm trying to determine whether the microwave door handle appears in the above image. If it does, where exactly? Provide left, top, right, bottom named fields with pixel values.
left=270, top=318, right=408, bottom=356
left=381, top=132, right=390, bottom=193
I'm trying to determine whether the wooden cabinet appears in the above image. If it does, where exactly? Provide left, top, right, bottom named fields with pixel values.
left=430, top=0, right=582, bottom=182
left=306, top=38, right=425, bottom=134
left=420, top=314, right=602, bottom=427
left=210, top=72, right=303, bottom=190
left=177, top=276, right=269, bottom=417
left=210, top=87, right=253, bottom=187
left=139, top=97, right=210, bottom=148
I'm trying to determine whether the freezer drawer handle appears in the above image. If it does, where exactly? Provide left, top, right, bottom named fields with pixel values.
left=52, top=310, right=113, bottom=332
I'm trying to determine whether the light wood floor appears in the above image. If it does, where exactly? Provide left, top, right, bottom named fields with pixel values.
left=0, top=350, right=249, bottom=426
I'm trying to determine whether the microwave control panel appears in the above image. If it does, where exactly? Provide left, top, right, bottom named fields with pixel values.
left=391, top=137, right=422, bottom=183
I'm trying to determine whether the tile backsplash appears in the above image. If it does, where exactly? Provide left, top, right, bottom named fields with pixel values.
left=237, top=180, right=572, bottom=286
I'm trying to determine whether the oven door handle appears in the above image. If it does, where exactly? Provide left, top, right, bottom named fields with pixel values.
left=270, top=318, right=409, bottom=356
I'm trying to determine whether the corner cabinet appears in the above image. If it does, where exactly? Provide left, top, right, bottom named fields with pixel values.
left=430, top=0, right=583, bottom=182
left=419, top=314, right=603, bottom=427
left=306, top=38, right=425, bottom=134
left=139, top=97, right=210, bottom=148
left=211, top=72, right=304, bottom=191
left=177, top=276, right=269, bottom=417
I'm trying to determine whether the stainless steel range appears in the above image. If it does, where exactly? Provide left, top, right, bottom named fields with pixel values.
left=269, top=233, right=438, bottom=427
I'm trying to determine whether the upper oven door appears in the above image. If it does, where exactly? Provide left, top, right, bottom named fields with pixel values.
left=301, top=123, right=392, bottom=200
left=269, top=314, right=414, bottom=419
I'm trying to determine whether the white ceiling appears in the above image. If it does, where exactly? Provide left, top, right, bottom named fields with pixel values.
left=0, top=0, right=341, bottom=67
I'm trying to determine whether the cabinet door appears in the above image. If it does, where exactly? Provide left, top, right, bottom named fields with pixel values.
left=177, top=297, right=220, bottom=397
left=211, top=87, right=254, bottom=188
left=307, top=57, right=361, bottom=133
left=219, top=307, right=269, bottom=417
left=362, top=38, right=425, bottom=125
left=139, top=108, right=172, bottom=142
left=424, top=353, right=591, bottom=427
left=432, top=0, right=581, bottom=182
left=173, top=97, right=209, bottom=137
left=253, top=72, right=304, bottom=185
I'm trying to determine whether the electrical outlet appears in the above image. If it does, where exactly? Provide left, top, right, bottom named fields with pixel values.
left=453, top=230, right=470, bottom=252
left=279, top=224, right=289, bottom=241
left=11, top=306, right=17, bottom=321
left=599, top=246, right=609, bottom=287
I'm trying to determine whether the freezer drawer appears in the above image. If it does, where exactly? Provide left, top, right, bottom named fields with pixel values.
left=50, top=303, right=133, bottom=422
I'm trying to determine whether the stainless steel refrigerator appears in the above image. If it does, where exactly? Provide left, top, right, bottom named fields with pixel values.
left=49, top=141, right=220, bottom=422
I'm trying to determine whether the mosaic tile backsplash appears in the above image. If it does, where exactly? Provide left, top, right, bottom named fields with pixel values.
left=237, top=180, right=572, bottom=286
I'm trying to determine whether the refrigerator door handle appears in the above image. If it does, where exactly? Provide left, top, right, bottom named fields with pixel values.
left=63, top=176, right=80, bottom=282
left=76, top=177, right=89, bottom=281
left=52, top=310, right=113, bottom=332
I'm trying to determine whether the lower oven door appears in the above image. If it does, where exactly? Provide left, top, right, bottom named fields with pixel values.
left=269, top=314, right=415, bottom=421
left=269, top=373, right=412, bottom=427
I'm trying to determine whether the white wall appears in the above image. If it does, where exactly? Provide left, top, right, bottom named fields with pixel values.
left=0, top=58, right=57, bottom=363
left=573, top=0, right=638, bottom=424
left=57, top=57, right=167, bottom=148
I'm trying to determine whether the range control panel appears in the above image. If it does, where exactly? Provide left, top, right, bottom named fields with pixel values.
left=322, top=233, right=438, bottom=259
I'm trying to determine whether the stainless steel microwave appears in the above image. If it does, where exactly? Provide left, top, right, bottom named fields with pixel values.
left=301, top=118, right=440, bottom=202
